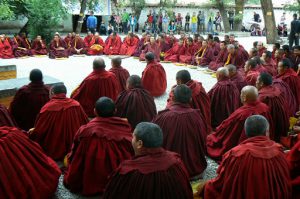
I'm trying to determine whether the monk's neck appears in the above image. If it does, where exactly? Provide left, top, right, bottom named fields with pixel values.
left=51, top=93, right=66, bottom=99
left=136, top=147, right=164, bottom=157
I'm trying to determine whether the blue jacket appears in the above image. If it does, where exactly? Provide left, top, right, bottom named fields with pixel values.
left=87, top=15, right=97, bottom=28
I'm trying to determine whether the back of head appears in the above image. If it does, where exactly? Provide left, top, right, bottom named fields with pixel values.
left=241, top=85, right=258, bottom=103
left=93, top=57, right=106, bottom=70
left=145, top=52, right=155, bottom=62
left=248, top=58, right=257, bottom=69
left=51, top=83, right=67, bottom=95
left=258, top=72, right=273, bottom=86
left=244, top=115, right=269, bottom=137
left=95, top=97, right=115, bottom=117
left=29, top=69, right=43, bottom=83
left=176, top=70, right=191, bottom=84
left=173, top=84, right=192, bottom=104
left=127, top=75, right=142, bottom=89
left=264, top=51, right=272, bottom=59
left=281, top=58, right=291, bottom=69
left=112, top=57, right=122, bottom=67
left=216, top=67, right=229, bottom=80
left=134, top=122, right=163, bottom=148
left=226, top=64, right=237, bottom=73
left=282, top=45, right=290, bottom=52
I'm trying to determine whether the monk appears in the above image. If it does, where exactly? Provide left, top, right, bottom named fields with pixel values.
left=227, top=64, right=247, bottom=93
left=261, top=50, right=277, bottom=76
left=9, top=69, right=50, bottom=131
left=194, top=40, right=214, bottom=67
left=156, top=34, right=171, bottom=54
left=0, top=34, right=14, bottom=58
left=248, top=47, right=258, bottom=58
left=193, top=34, right=202, bottom=50
left=30, top=84, right=88, bottom=161
left=167, top=70, right=211, bottom=132
left=0, top=126, right=61, bottom=199
left=119, top=32, right=139, bottom=56
left=209, top=41, right=228, bottom=71
left=115, top=75, right=157, bottom=129
left=108, top=57, right=130, bottom=92
left=275, top=48, right=284, bottom=66
left=70, top=33, right=87, bottom=55
left=256, top=72, right=289, bottom=142
left=153, top=85, right=207, bottom=179
left=179, top=37, right=196, bottom=64
left=141, top=52, right=167, bottom=97
left=64, top=97, right=134, bottom=195
left=133, top=33, right=150, bottom=57
left=196, top=115, right=291, bottom=199
left=64, top=33, right=73, bottom=49
left=49, top=34, right=69, bottom=59
left=104, top=32, right=122, bottom=55
left=30, top=35, right=48, bottom=55
left=12, top=33, right=32, bottom=57
left=257, top=41, right=267, bottom=56
left=293, top=45, right=300, bottom=72
left=208, top=38, right=221, bottom=57
left=286, top=139, right=300, bottom=198
left=225, top=44, right=248, bottom=69
left=272, top=43, right=280, bottom=59
left=103, top=122, right=193, bottom=199
left=164, top=38, right=185, bottom=62
left=0, top=104, right=16, bottom=127
left=71, top=57, right=121, bottom=117
left=83, top=31, right=93, bottom=46
left=139, top=36, right=161, bottom=62
left=276, top=58, right=300, bottom=109
left=207, top=86, right=274, bottom=161
left=86, top=32, right=105, bottom=55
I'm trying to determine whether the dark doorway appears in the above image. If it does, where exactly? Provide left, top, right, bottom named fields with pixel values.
left=72, top=15, right=103, bottom=33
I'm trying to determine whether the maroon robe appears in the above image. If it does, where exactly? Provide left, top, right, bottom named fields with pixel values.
left=258, top=47, right=267, bottom=56
left=0, top=105, right=16, bottom=127
left=63, top=117, right=134, bottom=195
left=286, top=140, right=300, bottom=198
left=157, top=40, right=171, bottom=53
left=0, top=126, right=61, bottom=199
left=9, top=81, right=50, bottom=131
left=262, top=59, right=277, bottom=76
left=141, top=61, right=167, bottom=97
left=179, top=44, right=196, bottom=64
left=30, top=94, right=88, bottom=160
left=103, top=148, right=193, bottom=199
left=164, top=43, right=185, bottom=62
left=0, top=38, right=14, bottom=58
left=71, top=69, right=121, bottom=117
left=49, top=38, right=69, bottom=59
left=109, top=66, right=130, bottom=92
left=86, top=36, right=105, bottom=55
left=139, top=43, right=161, bottom=62
left=115, top=87, right=157, bottom=129
left=194, top=47, right=214, bottom=66
left=208, top=78, right=240, bottom=128
left=12, top=36, right=32, bottom=57
left=64, top=36, right=72, bottom=49
left=152, top=103, right=208, bottom=178
left=209, top=49, right=228, bottom=71
left=133, top=38, right=149, bottom=57
left=210, top=42, right=221, bottom=57
left=225, top=50, right=248, bottom=69
left=258, top=85, right=289, bottom=141
left=230, top=72, right=247, bottom=93
left=31, top=39, right=48, bottom=55
left=70, top=37, right=87, bottom=55
left=104, top=36, right=122, bottom=55
left=245, top=68, right=260, bottom=86
left=207, top=100, right=273, bottom=161
left=205, top=136, right=291, bottom=199
left=119, top=37, right=139, bottom=56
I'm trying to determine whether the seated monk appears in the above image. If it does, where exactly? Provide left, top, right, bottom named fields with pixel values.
left=152, top=85, right=207, bottom=179
left=179, top=37, right=196, bottom=64
left=256, top=72, right=289, bottom=142
left=103, top=122, right=193, bottom=199
left=209, top=41, right=228, bottom=71
left=167, top=70, right=211, bottom=132
left=116, top=75, right=157, bottom=129
left=119, top=32, right=139, bottom=56
left=64, top=97, right=134, bottom=195
left=248, top=47, right=259, bottom=59
left=208, top=37, right=221, bottom=58
left=272, top=43, right=280, bottom=59
left=164, top=38, right=185, bottom=63
left=71, top=57, right=121, bottom=117
left=31, top=35, right=48, bottom=55
left=0, top=34, right=14, bottom=58
left=0, top=104, right=16, bottom=127
left=276, top=58, right=300, bottom=109
left=207, top=86, right=274, bottom=161
left=141, top=52, right=167, bottom=97
left=257, top=41, right=267, bottom=56
left=104, top=32, right=122, bottom=55
left=49, top=33, right=69, bottom=59
left=133, top=33, right=150, bottom=57
left=30, top=84, right=88, bottom=161
left=64, top=33, right=73, bottom=50
left=70, top=33, right=87, bottom=55
left=224, top=44, right=248, bottom=69
left=156, top=34, right=171, bottom=54
left=0, top=126, right=61, bottom=198
left=83, top=31, right=93, bottom=46
left=195, top=115, right=291, bottom=199
left=227, top=64, right=247, bottom=93
left=9, top=69, right=50, bottom=131
left=261, top=50, right=277, bottom=76
left=293, top=46, right=300, bottom=72
left=139, top=36, right=161, bottom=62
left=193, top=34, right=202, bottom=51
left=12, top=33, right=32, bottom=57
left=86, top=32, right=105, bottom=55
left=194, top=40, right=214, bottom=67
left=208, top=67, right=240, bottom=128
left=275, top=48, right=284, bottom=66
left=108, top=57, right=130, bottom=91
left=244, top=58, right=262, bottom=86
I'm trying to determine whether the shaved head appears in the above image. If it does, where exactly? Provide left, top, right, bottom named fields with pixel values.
left=29, top=69, right=43, bottom=82
left=95, top=97, right=115, bottom=117
left=216, top=67, right=229, bottom=81
left=173, top=84, right=192, bottom=104
left=226, top=64, right=237, bottom=78
left=245, top=115, right=269, bottom=137
left=51, top=83, right=67, bottom=95
left=93, top=57, right=106, bottom=70
left=176, top=70, right=191, bottom=84
left=241, top=86, right=258, bottom=104
left=111, top=57, right=122, bottom=67
left=127, top=75, right=142, bottom=89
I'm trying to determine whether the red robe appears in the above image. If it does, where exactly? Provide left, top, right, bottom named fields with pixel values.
left=0, top=38, right=14, bottom=58
left=64, top=36, right=72, bottom=49
left=258, top=47, right=267, bottom=56
left=286, top=140, right=300, bottom=198
left=179, top=44, right=196, bottom=64
left=49, top=38, right=69, bottom=59
left=31, top=39, right=48, bottom=55
left=0, top=126, right=61, bottom=199
left=205, top=136, right=291, bottom=199
left=12, top=36, right=32, bottom=57
left=167, top=80, right=211, bottom=132
left=70, top=37, right=87, bottom=55
left=109, top=66, right=130, bottom=92
left=141, top=61, right=167, bottom=97
left=209, top=49, right=228, bottom=71
left=63, top=117, right=134, bottom=195
left=115, top=87, right=157, bottom=129
left=262, top=59, right=277, bottom=76
left=119, top=37, right=139, bottom=56
left=139, top=43, right=161, bottom=62
left=71, top=69, right=121, bottom=117
left=208, top=78, right=240, bottom=128
left=230, top=72, right=247, bottom=93
left=157, top=40, right=171, bottom=53
left=30, top=94, right=88, bottom=160
left=210, top=42, right=221, bottom=58
left=86, top=36, right=105, bottom=55
left=225, top=50, right=248, bottom=69
left=104, top=36, right=122, bottom=55
left=258, top=85, right=289, bottom=141
left=9, top=81, right=50, bottom=131
left=133, top=38, right=148, bottom=57
left=103, top=148, right=193, bottom=199
left=152, top=103, right=208, bottom=178
left=207, top=100, right=273, bottom=161
left=164, top=43, right=185, bottom=62
left=244, top=68, right=260, bottom=86
left=0, top=105, right=16, bottom=127
left=83, top=35, right=93, bottom=46
left=193, top=47, right=214, bottom=66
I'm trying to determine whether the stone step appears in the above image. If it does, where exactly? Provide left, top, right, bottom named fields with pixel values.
left=0, top=64, right=16, bottom=80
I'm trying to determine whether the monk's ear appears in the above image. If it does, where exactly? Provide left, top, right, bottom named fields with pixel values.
left=137, top=140, right=143, bottom=149
left=94, top=108, right=99, bottom=117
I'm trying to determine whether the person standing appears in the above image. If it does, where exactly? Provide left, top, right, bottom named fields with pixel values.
left=228, top=10, right=234, bottom=30
left=207, top=10, right=214, bottom=34
left=253, top=11, right=260, bottom=22
left=162, top=13, right=169, bottom=33
left=199, top=11, right=205, bottom=34
left=280, top=12, right=286, bottom=26
left=191, top=12, right=197, bottom=34
left=152, top=10, right=158, bottom=33
left=122, top=9, right=129, bottom=34
left=87, top=11, right=97, bottom=34
left=215, top=11, right=222, bottom=32
left=289, top=13, right=300, bottom=48
left=197, top=11, right=201, bottom=33
left=158, top=12, right=163, bottom=32
left=184, top=13, right=190, bottom=32
left=130, top=14, right=137, bottom=33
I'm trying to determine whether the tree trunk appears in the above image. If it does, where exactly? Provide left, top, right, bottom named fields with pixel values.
left=260, top=0, right=278, bottom=44
left=76, top=0, right=87, bottom=33
left=233, top=0, right=246, bottom=31
left=216, top=0, right=230, bottom=33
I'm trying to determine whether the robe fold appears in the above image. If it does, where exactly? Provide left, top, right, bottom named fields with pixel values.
left=286, top=140, right=300, bottom=198
left=0, top=126, right=61, bottom=199
left=258, top=47, right=267, bottom=57
left=133, top=38, right=148, bottom=57
left=119, top=37, right=139, bottom=56
left=139, top=43, right=161, bottom=62
left=210, top=42, right=221, bottom=57
left=157, top=40, right=171, bottom=53
left=141, top=61, right=167, bottom=97
left=71, top=69, right=121, bottom=117
left=194, top=47, right=214, bottom=66
left=207, top=100, right=273, bottom=161
left=86, top=37, right=105, bottom=55
left=152, top=103, right=207, bottom=178
left=262, top=59, right=277, bottom=76
left=208, top=78, right=240, bottom=128
left=9, top=81, right=50, bottom=131
left=115, top=87, right=157, bottom=129
left=104, top=36, right=122, bottom=55
left=109, top=66, right=130, bottom=92
left=0, top=38, right=14, bottom=58
left=31, top=39, right=48, bottom=55
left=179, top=44, right=196, bottom=64
left=30, top=94, right=88, bottom=160
left=103, top=148, right=193, bottom=199
left=230, top=72, right=247, bottom=93
left=245, top=69, right=261, bottom=86
left=164, top=43, right=185, bottom=62
left=70, top=38, right=87, bottom=55
left=63, top=117, right=134, bottom=196
left=209, top=49, right=228, bottom=71
left=12, top=36, right=32, bottom=57
left=205, top=136, right=292, bottom=199
left=0, top=104, right=16, bottom=127
left=225, top=50, right=248, bottom=69
left=49, top=39, right=69, bottom=59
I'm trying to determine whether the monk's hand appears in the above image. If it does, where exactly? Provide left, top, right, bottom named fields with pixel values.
left=28, top=128, right=35, bottom=135
left=194, top=180, right=208, bottom=198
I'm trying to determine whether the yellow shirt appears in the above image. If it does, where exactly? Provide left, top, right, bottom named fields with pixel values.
left=191, top=16, right=197, bottom=24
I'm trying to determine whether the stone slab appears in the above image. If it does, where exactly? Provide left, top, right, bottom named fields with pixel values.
left=0, top=64, right=17, bottom=80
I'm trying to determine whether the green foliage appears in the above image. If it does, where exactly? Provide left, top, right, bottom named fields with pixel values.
left=234, top=13, right=243, bottom=22
left=284, top=1, right=300, bottom=15
left=0, top=2, right=14, bottom=20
